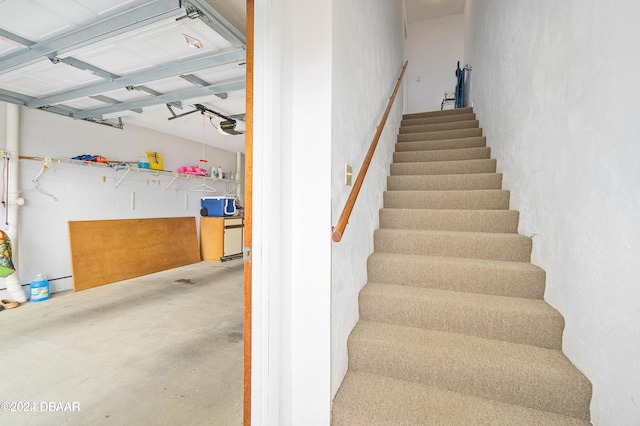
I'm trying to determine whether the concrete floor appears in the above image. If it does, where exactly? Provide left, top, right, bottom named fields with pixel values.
left=0, top=260, right=244, bottom=426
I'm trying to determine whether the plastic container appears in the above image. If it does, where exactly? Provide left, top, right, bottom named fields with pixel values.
left=138, top=152, right=150, bottom=169
left=146, top=151, right=163, bottom=170
left=200, top=196, right=236, bottom=217
left=30, top=274, right=50, bottom=302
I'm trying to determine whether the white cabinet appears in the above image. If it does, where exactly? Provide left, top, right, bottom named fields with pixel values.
left=222, top=218, right=244, bottom=257
left=200, top=217, right=244, bottom=261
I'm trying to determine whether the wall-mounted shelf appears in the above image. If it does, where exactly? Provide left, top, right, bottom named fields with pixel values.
left=18, top=155, right=241, bottom=194
left=163, top=173, right=239, bottom=194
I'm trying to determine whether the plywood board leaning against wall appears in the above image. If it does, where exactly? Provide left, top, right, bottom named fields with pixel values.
left=68, top=217, right=201, bottom=291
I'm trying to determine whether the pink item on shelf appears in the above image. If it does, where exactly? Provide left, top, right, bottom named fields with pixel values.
left=178, top=165, right=208, bottom=176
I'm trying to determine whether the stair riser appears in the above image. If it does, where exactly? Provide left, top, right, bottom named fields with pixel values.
left=394, top=147, right=490, bottom=163
left=366, top=254, right=546, bottom=299
left=387, top=173, right=502, bottom=191
left=398, top=128, right=482, bottom=142
left=359, top=287, right=563, bottom=349
left=379, top=209, right=520, bottom=233
left=399, top=120, right=479, bottom=134
left=348, top=324, right=592, bottom=420
left=403, top=107, right=473, bottom=120
left=374, top=229, right=532, bottom=263
left=384, top=190, right=510, bottom=210
left=391, top=159, right=497, bottom=176
left=395, top=137, right=486, bottom=152
left=401, top=113, right=476, bottom=127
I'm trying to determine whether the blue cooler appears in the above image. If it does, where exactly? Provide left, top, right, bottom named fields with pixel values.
left=201, top=196, right=237, bottom=217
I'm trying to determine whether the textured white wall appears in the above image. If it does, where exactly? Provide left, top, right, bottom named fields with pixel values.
left=331, top=0, right=405, bottom=399
left=464, top=1, right=640, bottom=424
left=406, top=13, right=464, bottom=113
left=0, top=106, right=241, bottom=299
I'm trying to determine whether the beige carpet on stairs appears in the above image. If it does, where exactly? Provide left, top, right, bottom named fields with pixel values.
left=331, top=107, right=592, bottom=425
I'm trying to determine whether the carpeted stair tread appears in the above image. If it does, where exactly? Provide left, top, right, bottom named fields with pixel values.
left=391, top=158, right=497, bottom=176
left=384, top=189, right=510, bottom=210
left=387, top=173, right=502, bottom=191
left=399, top=119, right=480, bottom=134
left=395, top=136, right=486, bottom=152
left=332, top=107, right=592, bottom=424
left=366, top=253, right=546, bottom=299
left=360, top=283, right=563, bottom=348
left=348, top=321, right=592, bottom=420
left=332, top=371, right=591, bottom=426
left=401, top=112, right=476, bottom=127
left=403, top=107, right=474, bottom=120
left=394, top=146, right=490, bottom=163
left=398, top=127, right=482, bottom=142
left=374, top=228, right=531, bottom=262
left=379, top=208, right=520, bottom=233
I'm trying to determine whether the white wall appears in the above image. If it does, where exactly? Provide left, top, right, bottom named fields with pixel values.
left=464, top=1, right=640, bottom=424
left=406, top=13, right=463, bottom=113
left=0, top=104, right=243, bottom=299
left=252, top=0, right=333, bottom=424
left=331, top=0, right=405, bottom=399
left=252, top=0, right=404, bottom=423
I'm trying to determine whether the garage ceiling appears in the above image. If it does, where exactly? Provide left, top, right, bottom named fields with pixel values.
left=1, top=1, right=464, bottom=155
left=0, top=0, right=247, bottom=153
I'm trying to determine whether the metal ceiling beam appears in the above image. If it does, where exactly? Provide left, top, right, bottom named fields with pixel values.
left=7, top=36, right=123, bottom=82
left=0, top=0, right=183, bottom=76
left=49, top=56, right=121, bottom=80
left=180, top=74, right=209, bottom=87
left=40, top=104, right=79, bottom=118
left=27, top=48, right=245, bottom=108
left=39, top=104, right=124, bottom=128
left=179, top=74, right=227, bottom=99
left=4, top=32, right=123, bottom=82
left=84, top=117, right=124, bottom=129
left=90, top=95, right=143, bottom=114
left=34, top=104, right=123, bottom=129
left=0, top=28, right=34, bottom=47
left=73, top=79, right=245, bottom=120
left=4, top=32, right=123, bottom=81
left=127, top=85, right=163, bottom=97
left=182, top=0, right=246, bottom=48
left=0, top=88, right=33, bottom=105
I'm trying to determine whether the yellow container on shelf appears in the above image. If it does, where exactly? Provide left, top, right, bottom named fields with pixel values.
left=146, top=151, right=163, bottom=170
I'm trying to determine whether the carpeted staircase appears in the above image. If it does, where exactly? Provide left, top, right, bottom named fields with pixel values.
left=331, top=107, right=592, bottom=425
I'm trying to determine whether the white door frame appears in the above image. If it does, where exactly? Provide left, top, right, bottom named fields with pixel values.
left=251, top=0, right=333, bottom=424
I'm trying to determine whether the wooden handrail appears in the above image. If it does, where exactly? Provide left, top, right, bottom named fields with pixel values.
left=332, top=61, right=408, bottom=243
